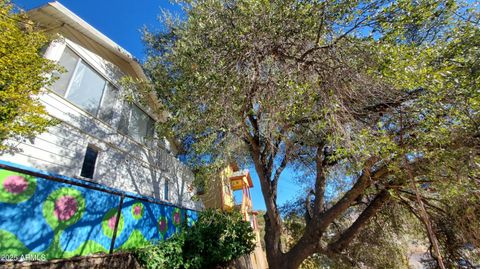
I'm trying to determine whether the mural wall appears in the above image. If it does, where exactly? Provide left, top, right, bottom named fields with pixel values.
left=0, top=166, right=198, bottom=260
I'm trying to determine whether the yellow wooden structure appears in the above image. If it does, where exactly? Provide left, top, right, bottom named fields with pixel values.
left=228, top=168, right=268, bottom=269
left=199, top=164, right=235, bottom=211
left=200, top=163, right=268, bottom=269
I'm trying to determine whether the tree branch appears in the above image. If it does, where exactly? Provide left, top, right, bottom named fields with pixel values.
left=398, top=191, right=446, bottom=214
left=317, top=158, right=388, bottom=231
left=299, top=15, right=369, bottom=62
left=305, top=189, right=315, bottom=224
left=271, top=143, right=290, bottom=189
left=328, top=189, right=391, bottom=253
left=313, top=145, right=327, bottom=215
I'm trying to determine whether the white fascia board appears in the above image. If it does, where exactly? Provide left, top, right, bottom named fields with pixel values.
left=44, top=1, right=147, bottom=80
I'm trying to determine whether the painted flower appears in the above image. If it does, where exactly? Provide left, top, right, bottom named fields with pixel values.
left=0, top=170, right=37, bottom=203
left=158, top=216, right=168, bottom=236
left=43, top=188, right=85, bottom=229
left=54, top=195, right=78, bottom=221
left=102, top=208, right=124, bottom=238
left=3, top=175, right=29, bottom=194
left=131, top=202, right=144, bottom=220
left=134, top=206, right=142, bottom=215
left=108, top=215, right=118, bottom=229
left=172, top=208, right=182, bottom=227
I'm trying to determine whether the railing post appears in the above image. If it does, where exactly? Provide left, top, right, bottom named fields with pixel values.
left=183, top=208, right=188, bottom=228
left=109, top=194, right=125, bottom=254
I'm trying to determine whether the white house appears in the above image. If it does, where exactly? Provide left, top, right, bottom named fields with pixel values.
left=0, top=1, right=201, bottom=210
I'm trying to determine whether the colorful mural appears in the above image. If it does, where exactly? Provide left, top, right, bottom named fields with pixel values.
left=0, top=168, right=198, bottom=260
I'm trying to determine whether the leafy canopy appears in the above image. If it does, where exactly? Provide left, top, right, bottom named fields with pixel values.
left=144, top=0, right=479, bottom=268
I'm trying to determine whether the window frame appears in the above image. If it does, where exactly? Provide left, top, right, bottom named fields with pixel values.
left=80, top=145, right=99, bottom=179
left=51, top=44, right=157, bottom=145
left=51, top=45, right=121, bottom=125
left=117, top=101, right=156, bottom=143
left=164, top=179, right=169, bottom=201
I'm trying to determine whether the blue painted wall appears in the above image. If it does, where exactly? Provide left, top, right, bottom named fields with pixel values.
left=0, top=163, right=198, bottom=260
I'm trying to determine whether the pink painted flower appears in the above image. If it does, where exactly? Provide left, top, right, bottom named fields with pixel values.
left=159, top=219, right=167, bottom=232
left=174, top=212, right=180, bottom=224
left=133, top=205, right=142, bottom=216
left=108, top=215, right=118, bottom=229
left=54, top=196, right=78, bottom=221
left=3, top=175, right=28, bottom=194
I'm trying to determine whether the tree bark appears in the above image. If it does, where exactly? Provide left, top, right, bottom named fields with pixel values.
left=328, top=190, right=391, bottom=252
left=249, top=130, right=392, bottom=268
left=247, top=132, right=284, bottom=267
left=269, top=163, right=390, bottom=269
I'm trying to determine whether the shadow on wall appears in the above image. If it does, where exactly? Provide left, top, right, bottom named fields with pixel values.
left=0, top=60, right=202, bottom=258
left=0, top=165, right=199, bottom=260
left=3, top=91, right=199, bottom=209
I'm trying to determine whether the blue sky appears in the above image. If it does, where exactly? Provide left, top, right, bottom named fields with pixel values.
left=238, top=165, right=304, bottom=211
left=13, top=0, right=304, bottom=211
left=13, top=0, right=181, bottom=61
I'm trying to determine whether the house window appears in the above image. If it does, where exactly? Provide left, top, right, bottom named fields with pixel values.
left=52, top=47, right=78, bottom=96
left=66, top=60, right=106, bottom=115
left=164, top=180, right=169, bottom=201
left=80, top=145, right=98, bottom=179
left=51, top=46, right=118, bottom=125
left=118, top=102, right=155, bottom=142
left=98, top=83, right=118, bottom=123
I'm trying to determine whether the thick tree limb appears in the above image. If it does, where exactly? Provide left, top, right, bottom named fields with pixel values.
left=283, top=160, right=389, bottom=268
left=313, top=146, right=327, bottom=216
left=316, top=157, right=384, bottom=231
left=305, top=189, right=315, bottom=224
left=244, top=115, right=285, bottom=264
left=328, top=189, right=391, bottom=253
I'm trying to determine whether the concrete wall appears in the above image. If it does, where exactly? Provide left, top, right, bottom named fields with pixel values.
left=0, top=35, right=201, bottom=210
left=0, top=163, right=198, bottom=260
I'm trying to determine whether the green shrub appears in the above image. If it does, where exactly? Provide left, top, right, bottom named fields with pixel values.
left=135, top=233, right=186, bottom=269
left=135, top=209, right=256, bottom=269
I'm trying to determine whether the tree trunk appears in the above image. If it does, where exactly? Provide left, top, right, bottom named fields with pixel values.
left=281, top=234, right=320, bottom=269
left=264, top=212, right=283, bottom=268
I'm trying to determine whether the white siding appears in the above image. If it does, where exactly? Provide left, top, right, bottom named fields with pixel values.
left=0, top=37, right=201, bottom=210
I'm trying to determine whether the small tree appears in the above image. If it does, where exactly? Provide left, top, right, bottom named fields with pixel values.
left=0, top=0, right=58, bottom=152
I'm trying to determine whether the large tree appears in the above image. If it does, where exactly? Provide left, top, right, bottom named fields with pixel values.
left=0, top=0, right=58, bottom=152
left=144, top=0, right=479, bottom=268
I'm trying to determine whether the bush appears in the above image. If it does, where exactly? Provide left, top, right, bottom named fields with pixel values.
left=135, top=209, right=255, bottom=269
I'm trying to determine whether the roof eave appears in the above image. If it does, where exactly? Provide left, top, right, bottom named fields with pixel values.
left=42, top=1, right=146, bottom=80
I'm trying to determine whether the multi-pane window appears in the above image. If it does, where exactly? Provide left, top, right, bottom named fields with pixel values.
left=118, top=102, right=155, bottom=143
left=51, top=46, right=155, bottom=143
left=51, top=46, right=118, bottom=125
left=66, top=60, right=106, bottom=115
